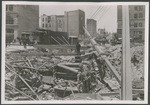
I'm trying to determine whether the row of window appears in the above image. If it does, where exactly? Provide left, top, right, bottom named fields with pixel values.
left=132, top=22, right=143, bottom=27
left=42, top=17, right=62, bottom=23
left=42, top=23, right=51, bottom=28
left=42, top=20, right=63, bottom=28
left=42, top=18, right=51, bottom=22
left=134, top=6, right=144, bottom=11
left=133, top=31, right=143, bottom=35
left=6, top=29, right=14, bottom=33
left=134, top=13, right=144, bottom=19
left=6, top=5, right=14, bottom=11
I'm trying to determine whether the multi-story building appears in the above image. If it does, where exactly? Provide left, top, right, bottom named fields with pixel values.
left=87, top=19, right=97, bottom=37
left=40, top=9, right=85, bottom=44
left=40, top=14, right=65, bottom=32
left=117, top=5, right=145, bottom=41
left=6, top=5, right=39, bottom=41
left=64, top=9, right=85, bottom=41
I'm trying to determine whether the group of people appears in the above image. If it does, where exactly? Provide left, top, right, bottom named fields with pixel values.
left=17, top=37, right=29, bottom=48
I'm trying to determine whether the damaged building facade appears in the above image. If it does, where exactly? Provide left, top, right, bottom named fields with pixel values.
left=6, top=5, right=39, bottom=42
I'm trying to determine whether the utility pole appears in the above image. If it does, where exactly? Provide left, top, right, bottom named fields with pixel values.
left=121, top=5, right=132, bottom=100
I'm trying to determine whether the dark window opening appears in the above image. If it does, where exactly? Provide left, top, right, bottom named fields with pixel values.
left=9, top=5, right=13, bottom=11
left=134, top=14, right=138, bottom=18
left=134, top=6, right=138, bottom=11
left=6, top=29, right=14, bottom=33
left=6, top=16, right=14, bottom=24
left=139, top=23, right=143, bottom=27
left=139, top=6, right=143, bottom=11
left=139, top=13, right=143, bottom=18
left=134, top=23, right=138, bottom=27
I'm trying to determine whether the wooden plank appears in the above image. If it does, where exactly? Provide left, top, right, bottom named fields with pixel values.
left=100, top=92, right=119, bottom=96
left=5, top=65, right=40, bottom=100
left=14, top=66, right=37, bottom=70
left=132, top=89, right=144, bottom=94
left=84, top=26, right=121, bottom=85
left=12, top=52, right=77, bottom=56
left=57, top=64, right=78, bottom=74
left=57, top=36, right=68, bottom=45
left=26, top=57, right=33, bottom=68
left=34, top=45, right=88, bottom=50
left=6, top=81, right=35, bottom=100
left=59, top=63, right=80, bottom=68
left=51, top=36, right=61, bottom=45
left=62, top=36, right=70, bottom=45
left=121, top=5, right=132, bottom=100
left=103, top=58, right=121, bottom=85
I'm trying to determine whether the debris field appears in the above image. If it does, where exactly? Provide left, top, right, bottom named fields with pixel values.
left=5, top=43, right=144, bottom=100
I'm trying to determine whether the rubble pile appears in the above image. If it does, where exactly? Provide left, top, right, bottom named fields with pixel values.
left=5, top=49, right=75, bottom=100
left=5, top=47, right=121, bottom=100
left=5, top=41, right=144, bottom=101
left=104, top=44, right=144, bottom=89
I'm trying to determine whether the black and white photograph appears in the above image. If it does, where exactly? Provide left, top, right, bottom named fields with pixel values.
left=1, top=1, right=149, bottom=104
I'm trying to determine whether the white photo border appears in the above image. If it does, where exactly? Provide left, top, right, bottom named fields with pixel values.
left=1, top=1, right=149, bottom=104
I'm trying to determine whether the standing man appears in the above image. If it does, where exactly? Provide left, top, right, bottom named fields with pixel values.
left=22, top=36, right=27, bottom=49
left=76, top=41, right=81, bottom=55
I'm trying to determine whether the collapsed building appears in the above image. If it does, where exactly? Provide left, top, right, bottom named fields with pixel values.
left=5, top=27, right=144, bottom=101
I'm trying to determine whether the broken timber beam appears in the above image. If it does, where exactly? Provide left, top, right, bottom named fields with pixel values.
left=83, top=26, right=121, bottom=85
left=12, top=52, right=77, bottom=56
left=26, top=57, right=34, bottom=68
left=5, top=65, right=40, bottom=100
left=103, top=58, right=121, bottom=85
left=59, top=63, right=80, bottom=68
left=132, top=89, right=144, bottom=94
left=57, top=64, right=78, bottom=74
left=6, top=81, right=35, bottom=100
left=99, top=92, right=119, bottom=96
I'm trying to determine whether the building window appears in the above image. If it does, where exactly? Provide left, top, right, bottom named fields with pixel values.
left=139, top=13, right=143, bottom=18
left=42, top=24, right=44, bottom=28
left=134, top=23, right=138, bottom=27
left=139, top=6, right=143, bottom=11
left=134, top=31, right=138, bottom=35
left=46, top=24, right=47, bottom=28
left=134, top=14, right=138, bottom=18
left=9, top=5, right=13, bottom=11
left=48, top=19, right=51, bottom=23
left=6, top=29, right=14, bottom=33
left=42, top=18, right=44, bottom=22
left=49, top=23, right=51, bottom=27
left=139, top=22, right=143, bottom=27
left=6, top=16, right=14, bottom=24
left=139, top=31, right=143, bottom=34
left=134, top=6, right=138, bottom=11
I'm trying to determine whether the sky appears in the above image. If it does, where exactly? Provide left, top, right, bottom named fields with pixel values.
left=39, top=3, right=117, bottom=33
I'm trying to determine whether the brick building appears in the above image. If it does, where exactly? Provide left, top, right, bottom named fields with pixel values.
left=117, top=5, right=145, bottom=41
left=87, top=19, right=97, bottom=37
left=6, top=5, right=39, bottom=41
